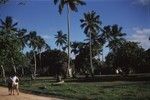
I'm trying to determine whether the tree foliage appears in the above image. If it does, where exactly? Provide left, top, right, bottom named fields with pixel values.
left=0, top=16, right=48, bottom=77
left=105, top=41, right=149, bottom=75
left=80, top=10, right=101, bottom=76
left=55, top=30, right=67, bottom=50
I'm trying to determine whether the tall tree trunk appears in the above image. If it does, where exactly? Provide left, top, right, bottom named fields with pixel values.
left=102, top=48, right=104, bottom=62
left=39, top=50, right=41, bottom=72
left=33, top=51, right=37, bottom=77
left=21, top=67, right=24, bottom=77
left=11, top=57, right=16, bottom=73
left=59, top=45, right=61, bottom=51
left=67, top=4, right=71, bottom=77
left=89, top=33, right=94, bottom=77
left=1, top=65, right=6, bottom=83
left=21, top=48, right=24, bottom=77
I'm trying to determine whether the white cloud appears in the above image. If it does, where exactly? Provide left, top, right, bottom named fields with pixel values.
left=127, top=27, right=150, bottom=50
left=138, top=0, right=150, bottom=5
left=132, top=0, right=150, bottom=6
left=41, top=34, right=52, bottom=40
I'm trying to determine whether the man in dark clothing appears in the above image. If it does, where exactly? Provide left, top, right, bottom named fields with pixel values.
left=7, top=76, right=13, bottom=95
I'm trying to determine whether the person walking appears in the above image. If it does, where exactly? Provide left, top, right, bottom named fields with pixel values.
left=11, top=73, right=19, bottom=95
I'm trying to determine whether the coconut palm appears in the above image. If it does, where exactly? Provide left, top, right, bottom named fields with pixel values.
left=36, top=35, right=49, bottom=70
left=0, top=16, right=17, bottom=33
left=0, top=16, right=18, bottom=73
left=26, top=31, right=39, bottom=77
left=55, top=30, right=67, bottom=50
left=53, top=0, right=86, bottom=76
left=92, top=34, right=104, bottom=61
left=85, top=32, right=105, bottom=61
left=17, top=29, right=28, bottom=76
left=26, top=31, right=48, bottom=77
left=101, top=24, right=126, bottom=69
left=80, top=11, right=101, bottom=76
left=101, top=24, right=126, bottom=52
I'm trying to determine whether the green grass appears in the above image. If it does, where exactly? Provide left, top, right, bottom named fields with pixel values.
left=18, top=79, right=150, bottom=100
left=1, top=76, right=150, bottom=100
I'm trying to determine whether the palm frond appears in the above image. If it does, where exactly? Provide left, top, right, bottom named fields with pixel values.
left=12, top=22, right=18, bottom=27
left=54, top=0, right=59, bottom=5
left=58, top=0, right=65, bottom=14
left=80, top=19, right=84, bottom=23
left=80, top=23, right=86, bottom=29
left=69, top=2, right=78, bottom=12
left=0, top=19, right=5, bottom=26
left=76, top=0, right=86, bottom=5
left=84, top=26, right=89, bottom=35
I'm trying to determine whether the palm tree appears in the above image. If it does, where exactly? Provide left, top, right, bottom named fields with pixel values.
left=100, top=25, right=113, bottom=61
left=80, top=11, right=101, bottom=76
left=54, top=30, right=67, bottom=50
left=101, top=24, right=126, bottom=52
left=26, top=31, right=39, bottom=77
left=36, top=35, right=49, bottom=70
left=17, top=29, right=28, bottom=76
left=0, top=16, right=18, bottom=73
left=101, top=24, right=126, bottom=69
left=27, top=31, right=48, bottom=77
left=85, top=33, right=105, bottom=61
left=0, top=16, right=17, bottom=33
left=53, top=0, right=86, bottom=77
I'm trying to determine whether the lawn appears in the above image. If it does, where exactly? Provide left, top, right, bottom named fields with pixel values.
left=18, top=79, right=150, bottom=100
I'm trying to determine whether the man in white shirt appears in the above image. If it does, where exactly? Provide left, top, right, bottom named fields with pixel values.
left=12, top=74, right=19, bottom=95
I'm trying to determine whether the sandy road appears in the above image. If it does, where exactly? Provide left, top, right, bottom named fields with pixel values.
left=0, top=86, right=63, bottom=100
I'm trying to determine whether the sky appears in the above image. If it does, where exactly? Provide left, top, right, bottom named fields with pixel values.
left=0, top=0, right=150, bottom=58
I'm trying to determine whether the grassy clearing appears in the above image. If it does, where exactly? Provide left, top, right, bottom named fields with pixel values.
left=18, top=79, right=150, bottom=100
left=1, top=76, right=150, bottom=100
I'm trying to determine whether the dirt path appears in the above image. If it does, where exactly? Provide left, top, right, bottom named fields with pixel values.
left=0, top=87, right=63, bottom=100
